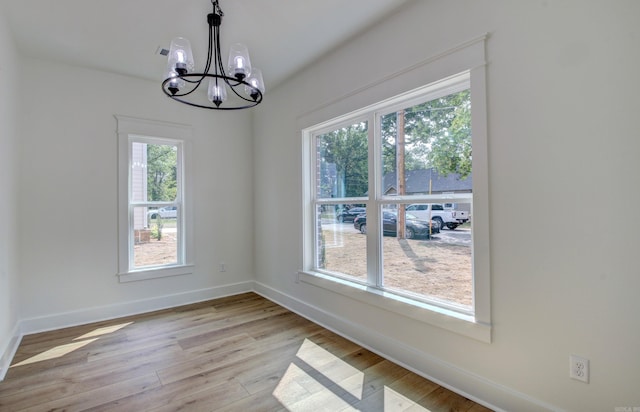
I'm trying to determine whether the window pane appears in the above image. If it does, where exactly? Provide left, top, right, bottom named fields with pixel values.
left=133, top=206, right=178, bottom=268
left=379, top=89, right=472, bottom=309
left=381, top=203, right=472, bottom=310
left=132, top=142, right=178, bottom=202
left=316, top=121, right=368, bottom=199
left=381, top=90, right=471, bottom=197
left=315, top=204, right=366, bottom=282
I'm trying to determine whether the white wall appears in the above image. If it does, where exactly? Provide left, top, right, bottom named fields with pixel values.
left=253, top=1, right=640, bottom=410
left=0, top=5, right=21, bottom=377
left=15, top=57, right=255, bottom=327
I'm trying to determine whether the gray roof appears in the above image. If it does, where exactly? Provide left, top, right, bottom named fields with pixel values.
left=383, top=168, right=472, bottom=195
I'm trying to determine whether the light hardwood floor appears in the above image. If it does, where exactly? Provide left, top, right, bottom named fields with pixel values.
left=0, top=293, right=493, bottom=411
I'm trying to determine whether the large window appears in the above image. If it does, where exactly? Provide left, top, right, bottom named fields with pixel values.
left=116, top=116, right=193, bottom=282
left=302, top=66, right=490, bottom=341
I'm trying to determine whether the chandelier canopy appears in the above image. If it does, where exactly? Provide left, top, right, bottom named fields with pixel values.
left=161, top=0, right=265, bottom=110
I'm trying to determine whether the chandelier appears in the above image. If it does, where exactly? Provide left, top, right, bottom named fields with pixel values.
left=161, top=0, right=265, bottom=110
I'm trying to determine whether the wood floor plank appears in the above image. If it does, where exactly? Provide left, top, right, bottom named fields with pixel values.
left=93, top=374, right=248, bottom=412
left=228, top=331, right=327, bottom=395
left=306, top=330, right=363, bottom=359
left=468, top=403, right=495, bottom=412
left=176, top=308, right=291, bottom=351
left=147, top=379, right=249, bottom=412
left=414, top=385, right=478, bottom=412
left=215, top=387, right=287, bottom=412
left=156, top=332, right=305, bottom=386
left=272, top=360, right=358, bottom=412
left=1, top=340, right=185, bottom=399
left=0, top=293, right=493, bottom=411
left=387, top=371, right=440, bottom=402
left=18, top=373, right=160, bottom=412
left=348, top=386, right=414, bottom=412
left=1, top=342, right=185, bottom=410
left=358, top=359, right=413, bottom=400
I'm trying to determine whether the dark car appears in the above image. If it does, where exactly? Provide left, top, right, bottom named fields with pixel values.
left=336, top=207, right=366, bottom=223
left=353, top=211, right=440, bottom=239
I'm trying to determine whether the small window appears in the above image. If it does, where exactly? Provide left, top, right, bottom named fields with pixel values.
left=116, top=116, right=194, bottom=282
left=131, top=139, right=181, bottom=269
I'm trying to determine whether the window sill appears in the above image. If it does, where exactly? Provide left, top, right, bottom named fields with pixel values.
left=118, top=264, right=194, bottom=283
left=298, top=270, right=491, bottom=343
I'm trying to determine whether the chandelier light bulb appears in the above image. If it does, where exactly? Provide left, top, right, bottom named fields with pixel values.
left=163, top=68, right=185, bottom=95
left=245, top=68, right=265, bottom=101
left=228, top=43, right=251, bottom=80
left=168, top=37, right=194, bottom=75
left=208, top=78, right=228, bottom=107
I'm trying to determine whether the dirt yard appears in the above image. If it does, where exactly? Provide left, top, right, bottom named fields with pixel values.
left=134, top=231, right=177, bottom=268
left=322, top=225, right=472, bottom=308
left=133, top=224, right=472, bottom=308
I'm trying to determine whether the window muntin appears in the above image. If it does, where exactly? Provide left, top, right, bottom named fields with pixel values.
left=306, top=72, right=479, bottom=317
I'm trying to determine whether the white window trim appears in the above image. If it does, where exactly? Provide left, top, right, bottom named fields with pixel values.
left=115, top=115, right=194, bottom=282
left=300, top=36, right=490, bottom=342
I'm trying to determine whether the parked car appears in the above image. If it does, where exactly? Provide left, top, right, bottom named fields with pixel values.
left=336, top=207, right=366, bottom=223
left=353, top=211, right=439, bottom=239
left=405, top=203, right=466, bottom=230
left=147, top=206, right=177, bottom=219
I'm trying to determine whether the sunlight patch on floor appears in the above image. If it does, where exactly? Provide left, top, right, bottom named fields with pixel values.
left=273, top=338, right=364, bottom=410
left=384, top=386, right=431, bottom=411
left=273, top=338, right=434, bottom=411
left=11, top=338, right=98, bottom=367
left=295, top=338, right=364, bottom=399
left=11, top=321, right=135, bottom=368
left=273, top=363, right=356, bottom=411
left=73, top=322, right=133, bottom=340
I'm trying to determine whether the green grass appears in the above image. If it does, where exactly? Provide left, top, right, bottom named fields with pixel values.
left=148, top=217, right=177, bottom=228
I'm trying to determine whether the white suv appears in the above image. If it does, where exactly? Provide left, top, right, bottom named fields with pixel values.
left=147, top=206, right=177, bottom=219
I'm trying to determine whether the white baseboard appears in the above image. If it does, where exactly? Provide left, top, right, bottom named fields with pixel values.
left=253, top=281, right=563, bottom=412
left=4, top=280, right=561, bottom=411
left=0, top=322, right=22, bottom=381
left=19, top=281, right=254, bottom=336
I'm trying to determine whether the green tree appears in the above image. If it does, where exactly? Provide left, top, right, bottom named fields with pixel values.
left=382, top=89, right=472, bottom=179
left=318, top=122, right=368, bottom=198
left=409, top=90, right=472, bottom=178
left=381, top=113, right=430, bottom=174
left=147, top=144, right=178, bottom=201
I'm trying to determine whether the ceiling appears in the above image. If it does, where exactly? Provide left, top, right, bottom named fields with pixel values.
left=1, top=0, right=409, bottom=90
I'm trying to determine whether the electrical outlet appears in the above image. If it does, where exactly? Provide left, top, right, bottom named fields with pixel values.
left=570, top=355, right=589, bottom=383
left=219, top=262, right=226, bottom=272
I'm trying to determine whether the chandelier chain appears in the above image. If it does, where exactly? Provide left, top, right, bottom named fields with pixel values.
left=212, top=0, right=224, bottom=17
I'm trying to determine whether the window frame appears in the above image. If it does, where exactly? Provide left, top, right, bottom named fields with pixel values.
left=300, top=36, right=490, bottom=342
left=116, top=115, right=194, bottom=282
